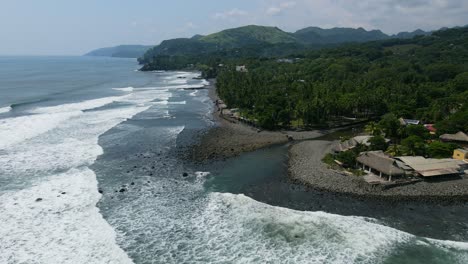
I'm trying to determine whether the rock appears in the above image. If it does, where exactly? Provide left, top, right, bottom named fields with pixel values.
left=183, top=172, right=189, bottom=177
left=98, top=189, right=104, bottom=194
left=131, top=182, right=135, bottom=186
left=35, top=198, right=43, bottom=202
left=61, top=192, right=66, bottom=195
left=119, top=188, right=127, bottom=193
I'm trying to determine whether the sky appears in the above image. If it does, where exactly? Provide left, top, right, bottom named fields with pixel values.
left=1, top=0, right=467, bottom=55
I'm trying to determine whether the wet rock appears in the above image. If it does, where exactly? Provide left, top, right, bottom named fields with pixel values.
left=98, top=189, right=104, bottom=194
left=119, top=188, right=127, bottom=193
left=35, top=198, right=43, bottom=202
left=183, top=172, right=189, bottom=177
left=131, top=182, right=135, bottom=186
left=61, top=192, right=66, bottom=195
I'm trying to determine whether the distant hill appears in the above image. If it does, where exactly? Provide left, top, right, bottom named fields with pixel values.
left=85, top=45, right=153, bottom=58
left=392, top=29, right=430, bottom=39
left=139, top=25, right=435, bottom=64
left=200, top=25, right=297, bottom=47
left=294, top=27, right=389, bottom=44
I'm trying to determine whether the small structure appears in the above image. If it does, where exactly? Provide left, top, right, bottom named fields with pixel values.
left=395, top=156, right=465, bottom=178
left=356, top=151, right=406, bottom=181
left=333, top=135, right=389, bottom=153
left=399, top=118, right=421, bottom=126
left=440, top=131, right=468, bottom=146
left=235, top=65, right=248, bottom=72
left=453, top=149, right=468, bottom=162
left=424, top=124, right=437, bottom=135
left=277, top=58, right=295, bottom=63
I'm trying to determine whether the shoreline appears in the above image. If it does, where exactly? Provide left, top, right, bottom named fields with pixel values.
left=193, top=79, right=468, bottom=203
left=288, top=140, right=468, bottom=203
left=190, top=79, right=325, bottom=162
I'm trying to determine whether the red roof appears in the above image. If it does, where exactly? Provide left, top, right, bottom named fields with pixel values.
left=424, top=124, right=437, bottom=133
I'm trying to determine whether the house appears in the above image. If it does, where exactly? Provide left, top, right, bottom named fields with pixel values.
left=235, top=65, right=248, bottom=72
left=440, top=132, right=468, bottom=146
left=395, top=156, right=465, bottom=178
left=399, top=118, right=421, bottom=126
left=453, top=149, right=468, bottom=162
left=424, top=124, right=437, bottom=135
left=356, top=151, right=406, bottom=181
left=333, top=135, right=390, bottom=153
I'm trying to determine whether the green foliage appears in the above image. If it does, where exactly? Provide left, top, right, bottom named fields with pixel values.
left=364, top=122, right=382, bottom=136
left=140, top=26, right=467, bottom=131
left=402, top=125, right=431, bottom=140
left=369, top=136, right=388, bottom=151
left=322, top=153, right=336, bottom=166
left=427, top=141, right=458, bottom=158
left=336, top=151, right=357, bottom=167
left=379, top=114, right=401, bottom=138
left=401, top=135, right=426, bottom=156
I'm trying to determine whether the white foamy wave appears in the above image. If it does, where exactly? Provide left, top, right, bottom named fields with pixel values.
left=186, top=193, right=468, bottom=264
left=201, top=79, right=210, bottom=86
left=30, top=95, right=131, bottom=114
left=0, top=111, right=81, bottom=149
left=0, top=106, right=150, bottom=177
left=138, top=84, right=204, bottom=90
left=0, top=168, right=133, bottom=264
left=113, top=87, right=134, bottom=92
left=0, top=105, right=12, bottom=114
left=189, top=90, right=199, bottom=96
left=167, top=79, right=188, bottom=85
left=168, top=101, right=186, bottom=105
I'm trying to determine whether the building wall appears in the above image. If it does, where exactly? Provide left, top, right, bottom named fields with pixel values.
left=453, top=149, right=468, bottom=161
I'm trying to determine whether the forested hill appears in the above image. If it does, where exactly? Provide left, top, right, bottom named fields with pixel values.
left=85, top=45, right=153, bottom=58
left=138, top=25, right=430, bottom=65
left=215, top=27, right=468, bottom=132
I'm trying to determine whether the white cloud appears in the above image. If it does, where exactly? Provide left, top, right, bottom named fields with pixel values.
left=213, top=8, right=248, bottom=20
left=266, top=1, right=297, bottom=16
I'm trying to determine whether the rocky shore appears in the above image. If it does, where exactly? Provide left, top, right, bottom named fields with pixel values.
left=189, top=80, right=324, bottom=162
left=192, top=79, right=468, bottom=202
left=289, top=140, right=468, bottom=202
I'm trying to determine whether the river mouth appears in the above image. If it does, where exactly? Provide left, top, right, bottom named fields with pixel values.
left=90, top=73, right=468, bottom=263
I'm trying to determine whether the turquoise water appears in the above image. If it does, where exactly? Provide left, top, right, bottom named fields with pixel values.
left=0, top=56, right=467, bottom=263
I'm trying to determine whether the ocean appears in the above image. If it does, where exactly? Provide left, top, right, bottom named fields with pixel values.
left=0, top=56, right=467, bottom=264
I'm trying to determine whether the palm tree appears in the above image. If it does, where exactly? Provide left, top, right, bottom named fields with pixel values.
left=364, top=122, right=381, bottom=136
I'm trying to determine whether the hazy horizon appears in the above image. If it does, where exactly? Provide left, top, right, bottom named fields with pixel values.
left=1, top=0, right=467, bottom=56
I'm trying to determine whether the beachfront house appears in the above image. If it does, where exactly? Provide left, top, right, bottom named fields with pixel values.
left=333, top=135, right=389, bottom=153
left=440, top=131, right=468, bottom=147
left=395, top=156, right=466, bottom=179
left=453, top=149, right=468, bottom=162
left=356, top=151, right=407, bottom=181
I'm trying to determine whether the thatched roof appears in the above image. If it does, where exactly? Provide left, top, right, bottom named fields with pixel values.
left=395, top=156, right=464, bottom=177
left=440, top=132, right=468, bottom=142
left=357, top=151, right=405, bottom=176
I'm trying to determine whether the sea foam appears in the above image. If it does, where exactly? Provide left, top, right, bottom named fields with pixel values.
left=0, top=168, right=133, bottom=264
left=0, top=105, right=12, bottom=114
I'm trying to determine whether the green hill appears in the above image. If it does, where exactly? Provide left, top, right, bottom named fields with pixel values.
left=200, top=25, right=297, bottom=47
left=85, top=45, right=153, bottom=58
left=294, top=27, right=390, bottom=44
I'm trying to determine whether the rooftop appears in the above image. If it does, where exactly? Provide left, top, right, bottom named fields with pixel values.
left=357, top=151, right=405, bottom=176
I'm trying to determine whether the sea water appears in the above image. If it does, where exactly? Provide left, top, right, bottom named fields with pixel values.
left=0, top=56, right=467, bottom=264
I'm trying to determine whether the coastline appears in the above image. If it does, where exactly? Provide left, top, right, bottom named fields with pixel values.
left=190, top=79, right=324, bottom=162
left=289, top=140, right=468, bottom=202
left=193, top=79, right=468, bottom=202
